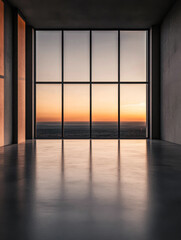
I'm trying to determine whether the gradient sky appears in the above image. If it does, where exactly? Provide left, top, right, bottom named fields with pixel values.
left=36, top=31, right=62, bottom=82
left=36, top=84, right=62, bottom=122
left=120, top=84, right=146, bottom=122
left=92, top=31, right=118, bottom=82
left=92, top=85, right=118, bottom=122
left=64, top=31, right=90, bottom=82
left=120, top=31, right=147, bottom=82
left=36, top=31, right=147, bottom=123
left=64, top=84, right=89, bottom=122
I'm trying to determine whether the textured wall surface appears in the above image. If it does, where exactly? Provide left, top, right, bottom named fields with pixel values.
left=150, top=26, right=160, bottom=139
left=0, top=0, right=4, bottom=146
left=161, top=0, right=181, bottom=144
left=4, top=2, right=13, bottom=145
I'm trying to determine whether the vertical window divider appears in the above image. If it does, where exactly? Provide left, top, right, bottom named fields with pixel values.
left=147, top=30, right=150, bottom=139
left=90, top=30, right=92, bottom=139
left=118, top=31, right=120, bottom=139
left=62, top=30, right=64, bottom=138
left=34, top=31, right=36, bottom=139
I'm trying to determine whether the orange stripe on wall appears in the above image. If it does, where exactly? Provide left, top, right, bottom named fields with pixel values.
left=0, top=0, right=4, bottom=76
left=18, top=15, right=26, bottom=143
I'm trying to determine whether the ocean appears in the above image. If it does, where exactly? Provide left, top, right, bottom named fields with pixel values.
left=36, top=121, right=146, bottom=139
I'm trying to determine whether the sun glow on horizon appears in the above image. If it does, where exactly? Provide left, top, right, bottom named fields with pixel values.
left=36, top=84, right=146, bottom=123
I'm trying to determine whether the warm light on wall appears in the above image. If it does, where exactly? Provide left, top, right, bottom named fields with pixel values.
left=18, top=15, right=26, bottom=143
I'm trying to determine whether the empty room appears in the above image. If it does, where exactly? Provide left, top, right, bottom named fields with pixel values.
left=0, top=0, right=181, bottom=239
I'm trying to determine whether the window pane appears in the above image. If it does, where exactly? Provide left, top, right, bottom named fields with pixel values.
left=64, top=31, right=90, bottom=82
left=36, top=84, right=62, bottom=138
left=92, top=84, right=118, bottom=138
left=64, top=85, right=90, bottom=138
left=36, top=31, right=62, bottom=82
left=120, top=84, right=147, bottom=138
left=120, top=31, right=147, bottom=82
left=92, top=31, right=118, bottom=82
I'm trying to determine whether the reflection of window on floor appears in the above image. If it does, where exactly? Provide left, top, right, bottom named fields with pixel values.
left=35, top=30, right=148, bottom=139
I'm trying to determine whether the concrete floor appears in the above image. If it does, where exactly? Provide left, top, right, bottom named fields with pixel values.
left=0, top=140, right=181, bottom=240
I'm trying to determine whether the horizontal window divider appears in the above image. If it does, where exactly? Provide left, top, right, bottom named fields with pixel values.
left=35, top=137, right=149, bottom=140
left=91, top=82, right=118, bottom=84
left=91, top=82, right=148, bottom=84
left=119, top=82, right=149, bottom=84
left=36, top=82, right=62, bottom=84
left=0, top=75, right=5, bottom=79
left=35, top=28, right=149, bottom=31
left=35, top=81, right=149, bottom=84
left=63, top=82, right=90, bottom=84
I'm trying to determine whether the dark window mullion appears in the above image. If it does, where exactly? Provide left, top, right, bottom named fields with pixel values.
left=62, top=30, right=64, bottom=138
left=146, top=30, right=150, bottom=138
left=34, top=31, right=37, bottom=138
left=118, top=30, right=120, bottom=139
left=90, top=30, right=92, bottom=138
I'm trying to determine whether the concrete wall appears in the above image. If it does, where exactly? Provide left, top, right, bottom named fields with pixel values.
left=161, top=0, right=181, bottom=144
left=4, top=2, right=13, bottom=145
left=150, top=26, right=160, bottom=139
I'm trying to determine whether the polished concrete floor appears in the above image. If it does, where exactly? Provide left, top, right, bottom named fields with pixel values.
left=0, top=140, right=181, bottom=240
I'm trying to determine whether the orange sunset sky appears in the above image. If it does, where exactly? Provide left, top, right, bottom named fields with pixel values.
left=36, top=84, right=146, bottom=122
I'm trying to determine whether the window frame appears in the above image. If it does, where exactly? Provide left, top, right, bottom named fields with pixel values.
left=34, top=29, right=150, bottom=139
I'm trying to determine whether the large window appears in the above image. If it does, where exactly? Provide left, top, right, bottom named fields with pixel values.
left=35, top=30, right=148, bottom=139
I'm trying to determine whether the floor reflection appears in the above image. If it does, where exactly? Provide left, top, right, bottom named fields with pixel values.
left=119, top=140, right=148, bottom=236
left=33, top=139, right=148, bottom=239
left=0, top=140, right=181, bottom=240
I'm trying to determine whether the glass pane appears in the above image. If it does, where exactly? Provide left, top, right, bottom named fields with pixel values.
left=120, top=31, right=147, bottom=82
left=36, top=84, right=62, bottom=138
left=92, top=31, right=118, bottom=82
left=36, top=31, right=62, bottom=82
left=120, top=84, right=147, bottom=138
left=92, top=84, right=118, bottom=138
left=64, top=31, right=90, bottom=82
left=64, top=85, right=90, bottom=138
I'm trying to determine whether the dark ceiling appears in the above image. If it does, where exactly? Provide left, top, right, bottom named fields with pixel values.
left=8, top=0, right=177, bottom=29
